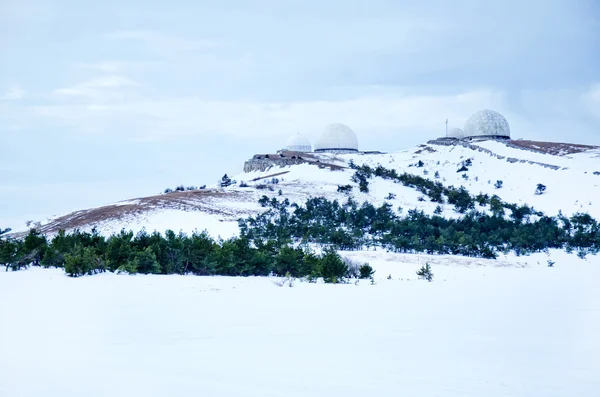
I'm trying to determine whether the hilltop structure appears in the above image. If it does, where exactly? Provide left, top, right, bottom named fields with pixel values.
left=431, top=109, right=511, bottom=145
left=284, top=132, right=312, bottom=152
left=313, top=123, right=359, bottom=153
left=449, top=127, right=465, bottom=139
left=463, top=110, right=510, bottom=140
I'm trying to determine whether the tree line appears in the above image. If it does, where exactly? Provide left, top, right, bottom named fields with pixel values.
left=0, top=228, right=372, bottom=282
left=240, top=164, right=600, bottom=258
left=1, top=163, right=598, bottom=278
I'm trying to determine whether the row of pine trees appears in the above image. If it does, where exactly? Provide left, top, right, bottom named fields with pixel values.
left=1, top=164, right=598, bottom=277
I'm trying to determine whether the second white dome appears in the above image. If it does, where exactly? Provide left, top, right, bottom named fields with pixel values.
left=449, top=127, right=465, bottom=139
left=285, top=132, right=311, bottom=152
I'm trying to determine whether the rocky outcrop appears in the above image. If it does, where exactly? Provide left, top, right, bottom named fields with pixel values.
left=243, top=151, right=346, bottom=173
left=244, top=156, right=308, bottom=172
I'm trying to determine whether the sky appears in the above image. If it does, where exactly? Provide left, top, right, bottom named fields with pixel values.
left=1, top=0, right=599, bottom=228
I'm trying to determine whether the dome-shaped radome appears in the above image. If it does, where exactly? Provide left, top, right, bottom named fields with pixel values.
left=448, top=127, right=465, bottom=139
left=284, top=132, right=311, bottom=152
left=313, top=123, right=359, bottom=153
left=464, top=110, right=510, bottom=139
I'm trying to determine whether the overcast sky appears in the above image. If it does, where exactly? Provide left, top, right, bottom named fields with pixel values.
left=1, top=0, right=599, bottom=228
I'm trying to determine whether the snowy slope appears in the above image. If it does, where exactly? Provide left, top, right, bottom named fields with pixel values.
left=3, top=140, right=600, bottom=397
left=9, top=139, right=600, bottom=239
left=1, top=252, right=599, bottom=397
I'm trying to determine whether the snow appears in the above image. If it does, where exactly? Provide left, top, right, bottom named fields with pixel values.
left=1, top=252, right=599, bottom=396
left=96, top=209, right=241, bottom=240
left=10, top=139, right=600, bottom=237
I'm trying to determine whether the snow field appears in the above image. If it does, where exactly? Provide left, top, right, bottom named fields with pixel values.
left=1, top=252, right=599, bottom=397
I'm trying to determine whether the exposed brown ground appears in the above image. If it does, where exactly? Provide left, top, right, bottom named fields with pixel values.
left=14, top=189, right=249, bottom=238
left=508, top=140, right=599, bottom=156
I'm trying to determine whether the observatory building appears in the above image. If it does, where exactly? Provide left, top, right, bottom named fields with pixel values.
left=463, top=109, right=510, bottom=140
left=284, top=132, right=311, bottom=152
left=313, top=123, right=359, bottom=153
left=431, top=109, right=511, bottom=145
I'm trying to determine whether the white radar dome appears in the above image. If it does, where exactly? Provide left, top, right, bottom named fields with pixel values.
left=449, top=127, right=465, bottom=139
left=464, top=110, right=510, bottom=139
left=284, top=132, right=311, bottom=152
left=313, top=123, right=359, bottom=153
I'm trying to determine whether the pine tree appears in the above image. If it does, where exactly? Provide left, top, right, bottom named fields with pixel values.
left=416, top=263, right=433, bottom=282
left=132, top=247, right=161, bottom=274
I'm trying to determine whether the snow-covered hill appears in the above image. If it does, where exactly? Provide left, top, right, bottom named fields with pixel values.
left=11, top=139, right=599, bottom=240
left=3, top=139, right=600, bottom=397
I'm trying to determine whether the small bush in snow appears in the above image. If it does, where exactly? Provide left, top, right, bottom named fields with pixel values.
left=175, top=185, right=185, bottom=192
left=278, top=189, right=283, bottom=196
left=164, top=188, right=173, bottom=194
left=387, top=274, right=392, bottom=280
left=494, top=180, right=503, bottom=189
left=547, top=260, right=555, bottom=267
left=337, top=184, right=353, bottom=193
left=457, top=165, right=468, bottom=173
left=423, top=169, right=429, bottom=175
left=461, top=173, right=469, bottom=180
left=535, top=183, right=547, bottom=195
left=239, top=181, right=249, bottom=188
left=320, top=249, right=349, bottom=284
left=417, top=160, right=424, bottom=168
left=434, top=205, right=442, bottom=215
left=434, top=171, right=440, bottom=179
left=386, top=193, right=396, bottom=200
left=416, top=263, right=433, bottom=282
left=358, top=263, right=374, bottom=279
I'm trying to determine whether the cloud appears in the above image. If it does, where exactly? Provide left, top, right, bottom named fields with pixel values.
left=104, top=30, right=226, bottom=58
left=1, top=85, right=26, bottom=100
left=74, top=61, right=122, bottom=73
left=582, top=84, right=600, bottom=119
left=28, top=88, right=506, bottom=144
left=52, top=75, right=136, bottom=102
